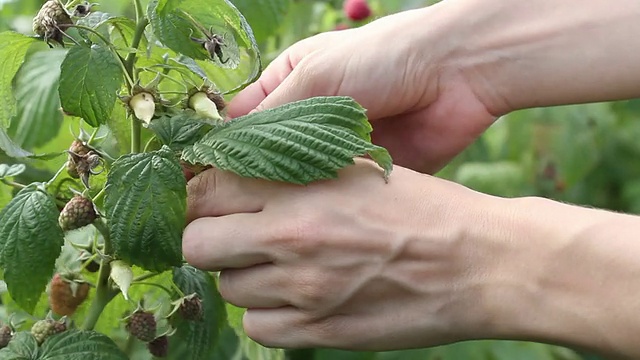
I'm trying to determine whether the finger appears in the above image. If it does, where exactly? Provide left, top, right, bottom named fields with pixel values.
left=228, top=32, right=342, bottom=117
left=243, top=307, right=344, bottom=349
left=226, top=52, right=296, bottom=118
left=218, top=265, right=290, bottom=309
left=186, top=167, right=274, bottom=223
left=182, top=213, right=276, bottom=271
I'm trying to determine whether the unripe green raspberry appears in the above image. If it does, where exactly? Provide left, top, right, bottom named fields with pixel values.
left=58, top=195, right=97, bottom=231
left=30, top=319, right=66, bottom=345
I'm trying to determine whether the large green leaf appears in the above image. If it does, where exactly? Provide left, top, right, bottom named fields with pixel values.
left=170, top=266, right=227, bottom=360
left=0, top=332, right=38, bottom=359
left=39, top=330, right=129, bottom=359
left=8, top=49, right=66, bottom=149
left=59, top=44, right=124, bottom=127
left=148, top=0, right=261, bottom=93
left=104, top=146, right=186, bottom=271
left=182, top=96, right=393, bottom=184
left=0, top=32, right=37, bottom=128
left=230, top=0, right=292, bottom=43
left=0, top=186, right=64, bottom=313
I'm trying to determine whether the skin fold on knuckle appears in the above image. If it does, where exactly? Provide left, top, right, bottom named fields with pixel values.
left=186, top=169, right=219, bottom=222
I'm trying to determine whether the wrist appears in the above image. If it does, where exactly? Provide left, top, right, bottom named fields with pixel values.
left=473, top=196, right=640, bottom=359
left=436, top=0, right=640, bottom=115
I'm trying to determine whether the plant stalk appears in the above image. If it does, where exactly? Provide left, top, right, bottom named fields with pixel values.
left=124, top=0, right=148, bottom=154
left=82, top=219, right=117, bottom=331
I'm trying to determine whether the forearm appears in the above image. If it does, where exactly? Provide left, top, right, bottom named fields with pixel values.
left=436, top=0, right=640, bottom=115
left=476, top=196, right=640, bottom=359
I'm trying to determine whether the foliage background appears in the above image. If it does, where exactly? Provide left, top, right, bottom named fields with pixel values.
left=2, top=0, right=636, bottom=358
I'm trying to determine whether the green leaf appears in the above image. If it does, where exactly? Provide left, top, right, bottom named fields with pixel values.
left=148, top=113, right=213, bottom=151
left=156, top=0, right=182, bottom=15
left=8, top=49, right=66, bottom=149
left=230, top=0, right=292, bottom=43
left=0, top=163, right=26, bottom=179
left=0, top=332, right=38, bottom=359
left=39, top=330, right=128, bottom=359
left=0, top=32, right=38, bottom=128
left=170, top=265, right=227, bottom=360
left=0, top=128, right=32, bottom=158
left=0, top=186, right=64, bottom=312
left=148, top=0, right=261, bottom=92
left=182, top=96, right=393, bottom=184
left=104, top=146, right=186, bottom=271
left=0, top=186, right=64, bottom=313
left=59, top=44, right=124, bottom=127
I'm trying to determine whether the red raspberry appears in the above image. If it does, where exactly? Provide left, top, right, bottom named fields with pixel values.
left=49, top=273, right=90, bottom=316
left=147, top=335, right=169, bottom=357
left=58, top=195, right=97, bottom=231
left=343, top=0, right=372, bottom=21
left=126, top=310, right=157, bottom=342
left=178, top=294, right=204, bottom=321
left=0, top=324, right=12, bottom=349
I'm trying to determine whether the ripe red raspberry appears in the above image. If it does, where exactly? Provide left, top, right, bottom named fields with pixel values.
left=343, top=0, right=371, bottom=21
left=49, top=273, right=90, bottom=316
left=0, top=324, right=12, bottom=349
left=58, top=195, right=97, bottom=231
left=178, top=294, right=204, bottom=321
left=126, top=310, right=157, bottom=342
left=147, top=335, right=169, bottom=357
left=30, top=319, right=66, bottom=345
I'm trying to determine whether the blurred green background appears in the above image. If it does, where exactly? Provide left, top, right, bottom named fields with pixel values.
left=3, top=0, right=636, bottom=358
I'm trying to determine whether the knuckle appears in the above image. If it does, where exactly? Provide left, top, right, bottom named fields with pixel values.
left=293, top=270, right=330, bottom=309
left=186, top=169, right=219, bottom=221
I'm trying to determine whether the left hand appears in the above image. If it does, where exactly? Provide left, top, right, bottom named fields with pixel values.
left=182, top=159, right=499, bottom=350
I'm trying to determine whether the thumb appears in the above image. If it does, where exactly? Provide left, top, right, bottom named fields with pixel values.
left=252, top=59, right=327, bottom=113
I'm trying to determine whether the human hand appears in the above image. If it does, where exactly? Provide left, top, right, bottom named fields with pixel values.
left=182, top=160, right=501, bottom=350
left=227, top=5, right=497, bottom=174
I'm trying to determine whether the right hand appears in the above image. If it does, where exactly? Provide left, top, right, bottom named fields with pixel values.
left=227, top=4, right=498, bottom=174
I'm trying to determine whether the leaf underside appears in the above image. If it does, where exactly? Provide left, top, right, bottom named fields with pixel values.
left=182, top=96, right=393, bottom=184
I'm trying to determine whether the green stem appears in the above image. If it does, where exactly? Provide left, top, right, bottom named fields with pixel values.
left=45, top=164, right=67, bottom=187
left=82, top=219, right=117, bottom=331
left=0, top=179, right=26, bottom=190
left=132, top=272, right=161, bottom=283
left=92, top=188, right=106, bottom=204
left=81, top=258, right=117, bottom=330
left=131, top=282, right=174, bottom=297
left=124, top=8, right=148, bottom=154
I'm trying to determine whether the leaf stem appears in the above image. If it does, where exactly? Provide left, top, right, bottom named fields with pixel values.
left=45, top=164, right=67, bottom=187
left=0, top=179, right=26, bottom=190
left=132, top=272, right=162, bottom=283
left=130, top=282, right=174, bottom=297
left=92, top=187, right=106, bottom=204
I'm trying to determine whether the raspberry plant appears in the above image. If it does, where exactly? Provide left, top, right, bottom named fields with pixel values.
left=0, top=0, right=392, bottom=358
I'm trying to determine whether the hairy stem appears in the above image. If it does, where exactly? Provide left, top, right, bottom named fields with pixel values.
left=124, top=0, right=148, bottom=154
left=82, top=219, right=118, bottom=331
